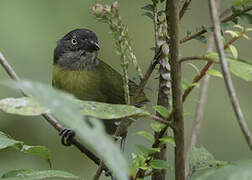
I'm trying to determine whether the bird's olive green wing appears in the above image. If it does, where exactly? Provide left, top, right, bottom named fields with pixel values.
left=52, top=59, right=148, bottom=106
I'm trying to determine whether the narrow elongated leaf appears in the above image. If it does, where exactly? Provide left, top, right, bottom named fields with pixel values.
left=159, top=136, right=175, bottom=146
left=0, top=97, right=150, bottom=119
left=0, top=97, right=48, bottom=116
left=136, top=131, right=154, bottom=142
left=0, top=80, right=128, bottom=180
left=150, top=121, right=166, bottom=133
left=0, top=131, right=51, bottom=166
left=78, top=100, right=150, bottom=119
left=141, top=4, right=154, bottom=11
left=206, top=69, right=223, bottom=78
left=205, top=52, right=252, bottom=81
left=229, top=59, right=252, bottom=81
left=136, top=145, right=160, bottom=156
left=149, top=159, right=169, bottom=170
left=228, top=45, right=238, bottom=59
left=1, top=169, right=81, bottom=179
left=152, top=105, right=170, bottom=118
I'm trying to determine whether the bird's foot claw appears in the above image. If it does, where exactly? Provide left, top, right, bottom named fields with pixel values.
left=59, top=128, right=75, bottom=146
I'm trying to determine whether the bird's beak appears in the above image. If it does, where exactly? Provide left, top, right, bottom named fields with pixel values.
left=90, top=40, right=100, bottom=51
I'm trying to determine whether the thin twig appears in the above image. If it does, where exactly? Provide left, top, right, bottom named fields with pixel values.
left=185, top=34, right=215, bottom=178
left=93, top=161, right=105, bottom=180
left=209, top=0, right=252, bottom=150
left=0, top=52, right=103, bottom=168
left=131, top=48, right=161, bottom=105
left=179, top=0, right=193, bottom=20
left=180, top=5, right=252, bottom=44
left=151, top=115, right=171, bottom=126
left=167, top=0, right=185, bottom=180
left=180, top=56, right=217, bottom=63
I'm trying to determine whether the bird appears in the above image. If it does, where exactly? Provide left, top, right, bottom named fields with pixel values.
left=52, top=28, right=148, bottom=144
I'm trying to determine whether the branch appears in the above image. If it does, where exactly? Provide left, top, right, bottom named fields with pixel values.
left=180, top=56, right=217, bottom=63
left=179, top=0, right=193, bottom=20
left=0, top=52, right=105, bottom=170
left=209, top=0, right=252, bottom=150
left=180, top=5, right=252, bottom=44
left=167, top=0, right=185, bottom=180
left=152, top=29, right=241, bottom=150
left=93, top=161, right=106, bottom=180
left=185, top=34, right=215, bottom=178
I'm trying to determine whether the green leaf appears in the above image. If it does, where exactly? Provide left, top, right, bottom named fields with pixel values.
left=206, top=69, right=223, bottom=78
left=136, top=145, right=160, bottom=156
left=150, top=121, right=166, bottom=133
left=187, top=63, right=200, bottom=75
left=233, top=0, right=252, bottom=6
left=189, top=147, right=228, bottom=176
left=159, top=136, right=175, bottom=146
left=79, top=100, right=150, bottom=119
left=229, top=59, right=252, bottom=81
left=141, top=4, right=154, bottom=11
left=240, top=13, right=252, bottom=24
left=205, top=52, right=252, bottom=81
left=150, top=159, right=169, bottom=170
left=228, top=45, right=238, bottom=59
left=21, top=145, right=51, bottom=165
left=0, top=131, right=51, bottom=166
left=0, top=97, right=150, bottom=119
left=225, top=30, right=239, bottom=38
left=136, top=131, right=154, bottom=142
left=191, top=160, right=252, bottom=180
left=204, top=52, right=220, bottom=62
left=152, top=105, right=170, bottom=119
left=195, top=35, right=207, bottom=44
left=142, top=12, right=154, bottom=20
left=220, top=23, right=230, bottom=31
left=0, top=80, right=128, bottom=180
left=182, top=78, right=192, bottom=90
left=1, top=169, right=81, bottom=179
left=0, top=97, right=48, bottom=116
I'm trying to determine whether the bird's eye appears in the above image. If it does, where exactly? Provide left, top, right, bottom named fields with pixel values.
left=71, top=38, right=78, bottom=45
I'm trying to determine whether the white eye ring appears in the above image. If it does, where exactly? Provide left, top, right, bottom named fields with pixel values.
left=71, top=38, right=78, bottom=45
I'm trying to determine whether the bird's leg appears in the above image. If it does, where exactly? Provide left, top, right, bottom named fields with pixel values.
left=120, top=132, right=127, bottom=152
left=59, top=128, right=75, bottom=146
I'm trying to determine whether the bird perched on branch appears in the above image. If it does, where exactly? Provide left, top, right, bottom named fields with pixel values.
left=52, top=29, right=148, bottom=144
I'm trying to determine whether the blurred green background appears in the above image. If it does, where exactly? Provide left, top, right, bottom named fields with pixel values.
left=0, top=0, right=252, bottom=179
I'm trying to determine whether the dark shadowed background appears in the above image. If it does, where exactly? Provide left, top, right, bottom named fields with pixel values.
left=0, top=0, right=252, bottom=179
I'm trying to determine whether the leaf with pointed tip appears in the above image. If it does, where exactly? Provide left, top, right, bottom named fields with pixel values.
left=141, top=4, right=154, bottom=11
left=152, top=105, right=170, bottom=119
left=206, top=69, right=223, bottom=78
left=142, top=12, right=154, bottom=20
left=150, top=159, right=169, bottom=170
left=0, top=131, right=51, bottom=166
left=189, top=147, right=227, bottom=176
left=136, top=131, right=154, bottom=142
left=0, top=80, right=128, bottom=180
left=1, top=169, right=81, bottom=179
left=159, top=136, right=175, bottom=146
left=191, top=159, right=252, bottom=180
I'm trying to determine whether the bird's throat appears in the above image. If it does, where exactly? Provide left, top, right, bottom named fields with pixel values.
left=56, top=50, right=99, bottom=70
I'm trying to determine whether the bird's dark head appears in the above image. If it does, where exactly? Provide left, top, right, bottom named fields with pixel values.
left=54, top=29, right=100, bottom=70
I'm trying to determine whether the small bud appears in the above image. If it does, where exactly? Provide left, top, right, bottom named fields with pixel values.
left=104, top=5, right=111, bottom=13
left=111, top=1, right=119, bottom=15
left=91, top=3, right=104, bottom=16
